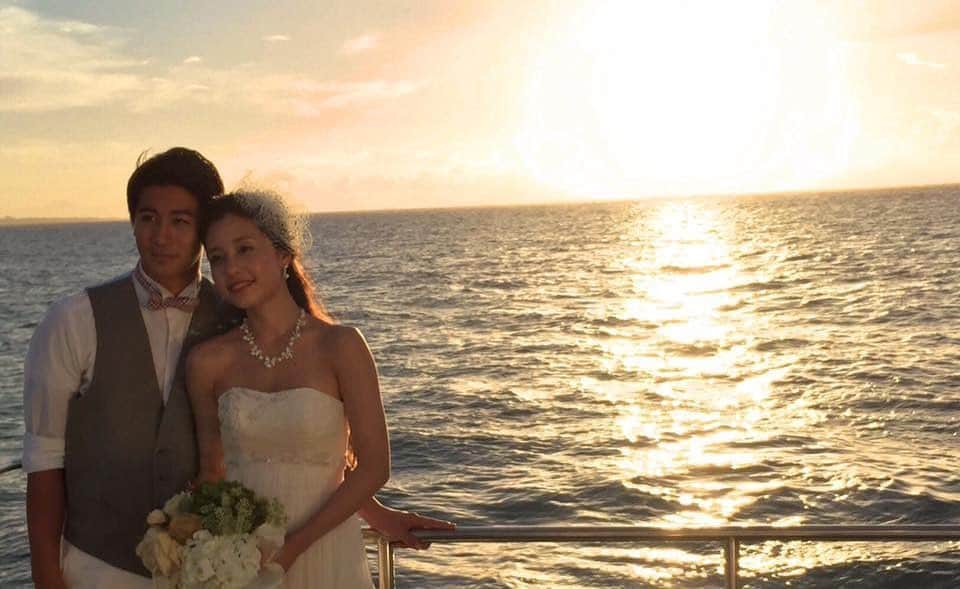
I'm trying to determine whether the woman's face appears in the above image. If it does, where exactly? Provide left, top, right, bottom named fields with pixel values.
left=205, top=213, right=290, bottom=309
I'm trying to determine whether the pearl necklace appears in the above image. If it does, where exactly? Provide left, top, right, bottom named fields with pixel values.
left=240, top=308, right=306, bottom=369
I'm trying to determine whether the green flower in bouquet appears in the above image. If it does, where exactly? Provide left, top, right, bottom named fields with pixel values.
left=190, top=480, right=286, bottom=535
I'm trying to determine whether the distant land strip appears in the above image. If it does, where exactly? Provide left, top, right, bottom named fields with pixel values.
left=0, top=217, right=123, bottom=227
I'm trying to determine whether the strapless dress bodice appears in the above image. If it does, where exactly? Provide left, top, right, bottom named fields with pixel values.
left=218, top=386, right=348, bottom=469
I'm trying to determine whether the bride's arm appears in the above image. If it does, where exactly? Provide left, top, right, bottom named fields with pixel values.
left=273, top=326, right=390, bottom=570
left=358, top=496, right=456, bottom=549
left=186, top=341, right=227, bottom=483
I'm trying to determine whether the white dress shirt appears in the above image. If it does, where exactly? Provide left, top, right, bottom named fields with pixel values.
left=22, top=264, right=201, bottom=474
left=22, top=263, right=202, bottom=587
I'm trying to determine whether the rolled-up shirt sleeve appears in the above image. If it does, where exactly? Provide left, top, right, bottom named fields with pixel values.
left=22, top=292, right=95, bottom=473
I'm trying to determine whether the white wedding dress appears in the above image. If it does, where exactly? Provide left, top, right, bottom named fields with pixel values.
left=218, top=387, right=374, bottom=588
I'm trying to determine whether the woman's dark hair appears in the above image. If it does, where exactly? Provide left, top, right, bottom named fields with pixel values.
left=126, top=147, right=224, bottom=220
left=201, top=190, right=332, bottom=323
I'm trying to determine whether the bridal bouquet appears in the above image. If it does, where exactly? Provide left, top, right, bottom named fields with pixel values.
left=136, top=480, right=288, bottom=589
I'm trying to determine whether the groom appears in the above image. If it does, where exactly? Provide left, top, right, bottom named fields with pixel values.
left=23, top=147, right=451, bottom=589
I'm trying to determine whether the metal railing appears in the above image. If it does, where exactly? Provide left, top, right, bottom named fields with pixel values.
left=6, top=462, right=960, bottom=589
left=363, top=524, right=960, bottom=589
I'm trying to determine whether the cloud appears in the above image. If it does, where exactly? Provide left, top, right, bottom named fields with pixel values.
left=828, top=1, right=960, bottom=39
left=0, top=7, right=419, bottom=116
left=0, top=6, right=145, bottom=111
left=262, top=34, right=290, bottom=43
left=896, top=51, right=947, bottom=69
left=213, top=143, right=554, bottom=213
left=340, top=33, right=380, bottom=55
left=123, top=67, right=420, bottom=116
left=233, top=159, right=556, bottom=212
left=269, top=79, right=420, bottom=113
left=929, top=108, right=960, bottom=146
left=931, top=108, right=960, bottom=126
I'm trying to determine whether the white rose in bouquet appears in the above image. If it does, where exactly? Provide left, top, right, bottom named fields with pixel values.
left=181, top=532, right=261, bottom=589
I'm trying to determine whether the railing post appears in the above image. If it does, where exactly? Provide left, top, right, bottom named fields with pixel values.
left=377, top=535, right=395, bottom=589
left=723, top=536, right=739, bottom=589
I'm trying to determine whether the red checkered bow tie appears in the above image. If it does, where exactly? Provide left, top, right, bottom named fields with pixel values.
left=133, top=266, right=199, bottom=312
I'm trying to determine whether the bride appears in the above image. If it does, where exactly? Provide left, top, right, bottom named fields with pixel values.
left=187, top=189, right=392, bottom=587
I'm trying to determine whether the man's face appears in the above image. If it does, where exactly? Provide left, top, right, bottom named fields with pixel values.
left=132, top=185, right=203, bottom=292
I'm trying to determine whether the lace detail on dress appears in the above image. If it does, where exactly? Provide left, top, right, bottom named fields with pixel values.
left=218, top=387, right=347, bottom=468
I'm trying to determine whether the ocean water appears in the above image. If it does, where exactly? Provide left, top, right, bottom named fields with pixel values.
left=1, top=186, right=959, bottom=587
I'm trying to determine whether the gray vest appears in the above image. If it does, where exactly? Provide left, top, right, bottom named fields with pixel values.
left=63, top=275, right=221, bottom=576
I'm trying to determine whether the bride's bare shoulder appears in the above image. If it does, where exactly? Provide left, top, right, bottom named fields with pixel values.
left=188, top=328, right=244, bottom=374
left=307, top=320, right=370, bottom=358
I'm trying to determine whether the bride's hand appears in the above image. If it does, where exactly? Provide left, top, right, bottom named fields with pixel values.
left=366, top=507, right=456, bottom=550
left=269, top=544, right=297, bottom=573
left=267, top=531, right=306, bottom=572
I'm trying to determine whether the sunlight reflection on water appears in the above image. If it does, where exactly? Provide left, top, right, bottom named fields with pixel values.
left=593, top=202, right=848, bottom=581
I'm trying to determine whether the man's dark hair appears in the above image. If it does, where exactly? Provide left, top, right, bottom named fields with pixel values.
left=126, top=147, right=224, bottom=220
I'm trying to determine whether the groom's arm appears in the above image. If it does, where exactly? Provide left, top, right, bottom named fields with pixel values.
left=27, top=469, right=67, bottom=589
left=22, top=294, right=94, bottom=589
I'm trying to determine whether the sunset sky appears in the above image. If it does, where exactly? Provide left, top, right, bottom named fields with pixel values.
left=3, top=0, right=960, bottom=218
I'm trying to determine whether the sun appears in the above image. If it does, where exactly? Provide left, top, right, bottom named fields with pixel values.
left=516, top=1, right=859, bottom=200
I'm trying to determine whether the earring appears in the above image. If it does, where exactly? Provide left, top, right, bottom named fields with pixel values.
left=283, top=266, right=290, bottom=280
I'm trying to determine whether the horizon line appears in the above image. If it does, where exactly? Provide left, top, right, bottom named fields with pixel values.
left=4, top=180, right=958, bottom=226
